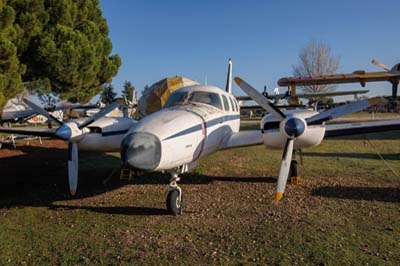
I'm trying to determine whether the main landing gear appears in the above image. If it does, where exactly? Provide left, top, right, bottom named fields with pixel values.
left=289, top=159, right=303, bottom=185
left=166, top=171, right=183, bottom=215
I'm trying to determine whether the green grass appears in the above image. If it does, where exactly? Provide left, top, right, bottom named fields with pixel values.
left=0, top=130, right=399, bottom=265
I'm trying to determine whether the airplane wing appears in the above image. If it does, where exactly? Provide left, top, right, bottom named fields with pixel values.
left=278, top=71, right=400, bottom=87
left=324, top=120, right=400, bottom=138
left=219, top=130, right=263, bottom=150
left=1, top=109, right=36, bottom=122
left=296, top=90, right=369, bottom=98
left=0, top=127, right=56, bottom=137
left=240, top=105, right=305, bottom=111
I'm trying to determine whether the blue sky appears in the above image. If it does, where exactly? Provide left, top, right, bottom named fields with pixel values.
left=99, top=0, right=400, bottom=99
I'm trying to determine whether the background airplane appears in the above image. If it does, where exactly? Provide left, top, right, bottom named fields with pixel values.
left=236, top=86, right=369, bottom=106
left=235, top=77, right=400, bottom=202
left=0, top=99, right=136, bottom=195
left=278, top=60, right=400, bottom=98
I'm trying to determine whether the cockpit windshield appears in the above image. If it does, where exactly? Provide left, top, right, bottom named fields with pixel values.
left=164, top=91, right=223, bottom=110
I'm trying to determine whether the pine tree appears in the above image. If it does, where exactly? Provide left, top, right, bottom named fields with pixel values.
left=9, top=0, right=121, bottom=103
left=0, top=0, right=25, bottom=110
left=122, top=80, right=135, bottom=101
left=100, top=83, right=116, bottom=105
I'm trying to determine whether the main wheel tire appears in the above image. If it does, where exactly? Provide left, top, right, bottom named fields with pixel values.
left=289, top=160, right=298, bottom=177
left=166, top=189, right=182, bottom=216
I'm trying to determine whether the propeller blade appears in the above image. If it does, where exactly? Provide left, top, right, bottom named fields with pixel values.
left=68, top=142, right=78, bottom=196
left=276, top=138, right=294, bottom=201
left=78, top=100, right=121, bottom=129
left=23, top=99, right=63, bottom=125
left=371, top=59, right=390, bottom=71
left=306, top=97, right=380, bottom=125
left=234, top=77, right=286, bottom=120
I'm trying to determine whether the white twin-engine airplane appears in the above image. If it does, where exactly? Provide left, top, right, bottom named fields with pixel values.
left=119, top=60, right=400, bottom=215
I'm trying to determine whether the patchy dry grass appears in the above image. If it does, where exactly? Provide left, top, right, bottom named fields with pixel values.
left=0, top=129, right=399, bottom=265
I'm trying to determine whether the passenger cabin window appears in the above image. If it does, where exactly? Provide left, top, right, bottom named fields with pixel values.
left=222, top=95, right=230, bottom=111
left=233, top=98, right=239, bottom=111
left=188, top=92, right=223, bottom=110
left=229, top=97, right=236, bottom=112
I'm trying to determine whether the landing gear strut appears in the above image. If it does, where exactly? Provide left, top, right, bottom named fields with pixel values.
left=289, top=159, right=303, bottom=185
left=166, top=171, right=183, bottom=215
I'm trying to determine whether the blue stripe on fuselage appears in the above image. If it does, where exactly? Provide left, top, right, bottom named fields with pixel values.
left=163, top=114, right=239, bottom=140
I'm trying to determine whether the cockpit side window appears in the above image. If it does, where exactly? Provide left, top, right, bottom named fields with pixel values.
left=188, top=92, right=223, bottom=110
left=164, top=91, right=188, bottom=108
left=221, top=95, right=230, bottom=112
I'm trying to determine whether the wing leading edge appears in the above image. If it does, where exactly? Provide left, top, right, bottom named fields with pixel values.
left=220, top=130, right=263, bottom=150
left=0, top=127, right=56, bottom=138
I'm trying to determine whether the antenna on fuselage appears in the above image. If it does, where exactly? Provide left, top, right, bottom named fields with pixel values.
left=225, top=58, right=232, bottom=94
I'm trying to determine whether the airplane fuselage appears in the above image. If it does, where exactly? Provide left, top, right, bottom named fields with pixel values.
left=121, top=85, right=240, bottom=172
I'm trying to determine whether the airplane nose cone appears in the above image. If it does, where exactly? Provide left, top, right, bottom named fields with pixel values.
left=121, top=132, right=161, bottom=170
left=284, top=118, right=305, bottom=138
left=55, top=124, right=72, bottom=140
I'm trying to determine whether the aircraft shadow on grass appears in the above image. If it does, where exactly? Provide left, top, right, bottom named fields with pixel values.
left=312, top=186, right=400, bottom=203
left=326, top=130, right=400, bottom=140
left=48, top=205, right=170, bottom=216
left=302, top=151, right=400, bottom=160
left=0, top=144, right=124, bottom=206
left=0, top=144, right=275, bottom=215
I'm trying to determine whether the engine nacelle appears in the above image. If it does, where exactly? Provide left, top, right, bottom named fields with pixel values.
left=261, top=111, right=325, bottom=149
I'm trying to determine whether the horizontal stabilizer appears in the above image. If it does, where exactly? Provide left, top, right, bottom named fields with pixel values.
left=297, top=90, right=369, bottom=98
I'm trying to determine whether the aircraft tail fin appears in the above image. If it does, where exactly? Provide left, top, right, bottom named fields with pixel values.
left=225, top=58, right=232, bottom=94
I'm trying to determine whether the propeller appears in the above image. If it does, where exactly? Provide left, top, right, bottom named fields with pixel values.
left=235, top=77, right=380, bottom=201
left=24, top=98, right=122, bottom=195
left=371, top=59, right=390, bottom=71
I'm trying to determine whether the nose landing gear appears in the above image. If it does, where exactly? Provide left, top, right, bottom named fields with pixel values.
left=166, top=171, right=183, bottom=215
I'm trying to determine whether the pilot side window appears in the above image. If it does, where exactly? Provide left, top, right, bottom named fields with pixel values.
left=221, top=95, right=230, bottom=112
left=164, top=91, right=188, bottom=107
left=189, top=92, right=223, bottom=110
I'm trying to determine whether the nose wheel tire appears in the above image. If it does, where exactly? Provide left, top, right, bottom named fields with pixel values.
left=166, top=189, right=183, bottom=216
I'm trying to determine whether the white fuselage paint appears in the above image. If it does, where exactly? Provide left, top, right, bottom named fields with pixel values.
left=261, top=109, right=325, bottom=149
left=125, top=85, right=240, bottom=171
left=76, top=117, right=136, bottom=152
